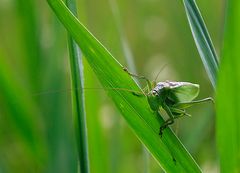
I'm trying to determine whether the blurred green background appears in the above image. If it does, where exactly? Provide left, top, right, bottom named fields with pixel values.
left=0, top=0, right=224, bottom=172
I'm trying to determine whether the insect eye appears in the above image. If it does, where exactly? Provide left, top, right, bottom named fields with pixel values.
left=152, top=90, right=158, bottom=96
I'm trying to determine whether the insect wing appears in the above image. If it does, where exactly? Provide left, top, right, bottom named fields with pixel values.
left=168, top=82, right=199, bottom=102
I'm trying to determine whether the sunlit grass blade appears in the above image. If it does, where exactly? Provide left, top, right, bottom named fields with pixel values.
left=217, top=1, right=240, bottom=172
left=65, top=0, right=90, bottom=172
left=47, top=0, right=202, bottom=172
left=182, top=0, right=219, bottom=89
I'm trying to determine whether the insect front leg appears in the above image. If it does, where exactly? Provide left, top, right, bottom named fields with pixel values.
left=131, top=85, right=149, bottom=97
left=131, top=91, right=145, bottom=97
left=123, top=67, right=153, bottom=91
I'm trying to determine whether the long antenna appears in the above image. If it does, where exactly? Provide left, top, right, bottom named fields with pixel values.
left=32, top=87, right=145, bottom=97
left=154, top=63, right=168, bottom=83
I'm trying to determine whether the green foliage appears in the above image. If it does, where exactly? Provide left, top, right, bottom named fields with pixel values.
left=47, top=0, right=202, bottom=172
left=217, top=1, right=240, bottom=172
left=0, top=50, right=46, bottom=172
left=0, top=0, right=223, bottom=172
left=65, top=0, right=90, bottom=172
left=182, top=0, right=219, bottom=89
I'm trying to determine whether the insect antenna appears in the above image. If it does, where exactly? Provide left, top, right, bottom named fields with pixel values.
left=153, top=63, right=168, bottom=84
left=32, top=87, right=145, bottom=97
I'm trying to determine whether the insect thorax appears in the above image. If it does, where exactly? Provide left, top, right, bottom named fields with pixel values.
left=154, top=81, right=190, bottom=90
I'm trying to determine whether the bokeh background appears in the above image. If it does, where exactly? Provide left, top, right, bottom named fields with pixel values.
left=0, top=0, right=224, bottom=172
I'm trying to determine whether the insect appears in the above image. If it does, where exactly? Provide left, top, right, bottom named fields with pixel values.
left=123, top=67, right=213, bottom=136
left=34, top=67, right=213, bottom=137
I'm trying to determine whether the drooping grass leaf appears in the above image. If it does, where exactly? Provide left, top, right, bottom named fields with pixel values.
left=47, top=0, right=202, bottom=172
left=217, top=1, right=240, bottom=172
left=182, top=0, right=219, bottom=89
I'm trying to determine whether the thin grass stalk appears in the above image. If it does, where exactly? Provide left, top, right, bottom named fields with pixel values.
left=42, top=19, right=78, bottom=173
left=182, top=0, right=219, bottom=89
left=65, top=0, right=90, bottom=172
left=108, top=0, right=137, bottom=74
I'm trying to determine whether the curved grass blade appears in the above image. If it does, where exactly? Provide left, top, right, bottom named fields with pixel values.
left=182, top=0, right=219, bottom=89
left=47, top=0, right=202, bottom=172
left=65, top=0, right=90, bottom=172
left=217, top=1, right=240, bottom=172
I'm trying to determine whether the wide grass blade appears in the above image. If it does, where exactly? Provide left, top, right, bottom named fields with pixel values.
left=47, top=0, right=202, bottom=172
left=217, top=1, right=240, bottom=172
left=182, top=0, right=219, bottom=89
left=65, top=0, right=90, bottom=172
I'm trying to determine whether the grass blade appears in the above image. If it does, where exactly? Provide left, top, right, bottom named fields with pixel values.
left=0, top=50, right=45, bottom=167
left=84, top=63, right=109, bottom=173
left=47, top=0, right=202, bottom=172
left=15, top=0, right=41, bottom=89
left=182, top=0, right=219, bottom=89
left=65, top=0, right=90, bottom=172
left=108, top=0, right=137, bottom=74
left=217, top=1, right=240, bottom=172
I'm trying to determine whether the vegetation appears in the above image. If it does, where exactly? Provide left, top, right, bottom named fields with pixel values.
left=0, top=0, right=239, bottom=173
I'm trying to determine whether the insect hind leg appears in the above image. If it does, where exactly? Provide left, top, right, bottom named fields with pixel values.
left=159, top=103, right=175, bottom=136
left=159, top=105, right=191, bottom=136
left=159, top=118, right=174, bottom=137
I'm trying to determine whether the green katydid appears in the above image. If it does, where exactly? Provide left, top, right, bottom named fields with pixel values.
left=123, top=67, right=213, bottom=136
left=33, top=67, right=213, bottom=137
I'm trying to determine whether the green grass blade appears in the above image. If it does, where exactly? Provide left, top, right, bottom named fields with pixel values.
left=108, top=0, right=137, bottom=74
left=65, top=0, right=90, bottom=172
left=41, top=19, right=77, bottom=173
left=0, top=50, right=45, bottom=166
left=217, top=1, right=240, bottom=172
left=84, top=63, right=109, bottom=173
left=47, top=0, right=202, bottom=172
left=15, top=0, right=41, bottom=89
left=182, top=0, right=219, bottom=89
